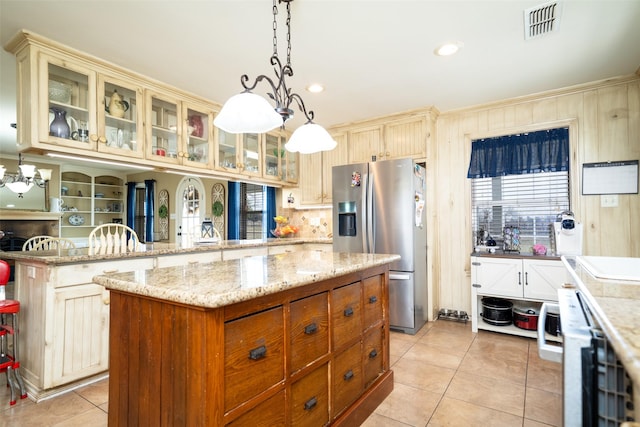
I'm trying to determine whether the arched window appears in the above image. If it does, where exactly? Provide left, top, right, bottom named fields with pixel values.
left=176, top=177, right=205, bottom=244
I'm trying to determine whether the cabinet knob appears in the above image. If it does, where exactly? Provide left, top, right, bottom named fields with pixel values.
left=98, top=136, right=107, bottom=144
left=303, top=396, right=318, bottom=411
left=368, top=295, right=378, bottom=304
left=90, top=134, right=99, bottom=142
left=248, top=345, right=267, bottom=360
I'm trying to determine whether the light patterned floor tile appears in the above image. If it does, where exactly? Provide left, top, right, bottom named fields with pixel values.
left=393, top=357, right=456, bottom=394
left=524, top=386, right=562, bottom=426
left=428, top=396, right=524, bottom=426
left=446, top=370, right=525, bottom=417
left=372, top=382, right=441, bottom=426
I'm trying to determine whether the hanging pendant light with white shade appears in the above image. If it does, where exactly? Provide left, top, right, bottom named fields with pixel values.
left=214, top=0, right=335, bottom=154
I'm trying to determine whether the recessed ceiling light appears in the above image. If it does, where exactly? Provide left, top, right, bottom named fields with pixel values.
left=306, top=83, right=324, bottom=93
left=434, top=42, right=464, bottom=56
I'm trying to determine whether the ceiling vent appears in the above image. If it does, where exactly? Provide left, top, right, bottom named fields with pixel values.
left=524, top=1, right=560, bottom=40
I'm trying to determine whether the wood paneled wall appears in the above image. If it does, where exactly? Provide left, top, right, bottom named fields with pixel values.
left=430, top=75, right=640, bottom=313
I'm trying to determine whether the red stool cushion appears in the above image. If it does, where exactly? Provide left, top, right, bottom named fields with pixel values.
left=0, top=300, right=19, bottom=314
left=0, top=260, right=9, bottom=286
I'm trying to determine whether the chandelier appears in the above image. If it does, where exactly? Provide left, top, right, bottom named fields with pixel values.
left=213, top=0, right=337, bottom=154
left=0, top=154, right=52, bottom=198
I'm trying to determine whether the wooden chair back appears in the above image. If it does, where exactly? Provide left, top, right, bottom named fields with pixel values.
left=22, top=235, right=54, bottom=251
left=89, top=223, right=140, bottom=255
left=32, top=238, right=76, bottom=251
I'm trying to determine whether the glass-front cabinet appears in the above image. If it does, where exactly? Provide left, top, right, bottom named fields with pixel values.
left=262, top=131, right=298, bottom=184
left=146, top=91, right=213, bottom=169
left=97, top=75, right=144, bottom=158
left=41, top=55, right=145, bottom=158
left=215, top=130, right=262, bottom=178
left=42, top=56, right=96, bottom=151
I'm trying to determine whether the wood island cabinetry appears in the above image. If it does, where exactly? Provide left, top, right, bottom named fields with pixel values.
left=107, top=263, right=393, bottom=426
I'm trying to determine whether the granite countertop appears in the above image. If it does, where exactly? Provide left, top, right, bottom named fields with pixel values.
left=93, top=251, right=400, bottom=309
left=562, top=256, right=640, bottom=386
left=0, top=237, right=332, bottom=264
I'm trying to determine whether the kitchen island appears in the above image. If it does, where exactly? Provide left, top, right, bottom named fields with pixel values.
left=94, top=251, right=399, bottom=426
left=1, top=238, right=331, bottom=401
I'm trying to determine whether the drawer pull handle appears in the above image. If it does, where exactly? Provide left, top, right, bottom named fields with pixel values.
left=304, top=323, right=318, bottom=335
left=369, top=349, right=378, bottom=359
left=344, top=307, right=354, bottom=317
left=248, top=345, right=267, bottom=360
left=368, top=295, right=377, bottom=304
left=103, top=269, right=119, bottom=274
left=343, top=369, right=354, bottom=381
left=304, top=396, right=317, bottom=411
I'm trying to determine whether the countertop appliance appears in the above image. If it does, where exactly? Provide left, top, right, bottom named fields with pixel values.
left=332, top=158, right=427, bottom=334
left=538, top=258, right=636, bottom=426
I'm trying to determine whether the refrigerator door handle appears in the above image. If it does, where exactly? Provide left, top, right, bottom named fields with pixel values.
left=366, top=169, right=374, bottom=253
left=389, top=273, right=411, bottom=280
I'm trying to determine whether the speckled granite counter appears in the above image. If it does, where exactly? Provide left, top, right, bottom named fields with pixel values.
left=1, top=237, right=332, bottom=264
left=562, top=256, right=640, bottom=387
left=93, top=251, right=400, bottom=309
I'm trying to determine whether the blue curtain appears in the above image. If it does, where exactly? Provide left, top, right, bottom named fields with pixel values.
left=145, top=180, right=155, bottom=242
left=126, top=182, right=136, bottom=229
left=265, top=186, right=276, bottom=239
left=227, top=181, right=240, bottom=240
left=467, top=127, right=569, bottom=178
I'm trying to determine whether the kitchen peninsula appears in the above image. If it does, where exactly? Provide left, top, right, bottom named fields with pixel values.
left=94, top=251, right=399, bottom=426
left=2, top=238, right=331, bottom=401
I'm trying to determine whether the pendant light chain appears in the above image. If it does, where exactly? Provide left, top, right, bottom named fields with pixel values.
left=272, top=0, right=279, bottom=57
left=286, top=0, right=292, bottom=68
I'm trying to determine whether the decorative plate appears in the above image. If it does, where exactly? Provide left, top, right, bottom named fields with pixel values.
left=68, top=214, right=85, bottom=226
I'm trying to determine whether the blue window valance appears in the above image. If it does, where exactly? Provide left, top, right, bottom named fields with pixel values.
left=467, top=127, right=569, bottom=178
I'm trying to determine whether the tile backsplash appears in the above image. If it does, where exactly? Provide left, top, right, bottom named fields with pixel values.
left=279, top=208, right=332, bottom=238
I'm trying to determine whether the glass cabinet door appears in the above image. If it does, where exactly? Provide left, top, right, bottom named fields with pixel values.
left=264, top=133, right=281, bottom=181
left=182, top=105, right=213, bottom=168
left=97, top=76, right=144, bottom=158
left=284, top=144, right=298, bottom=184
left=43, top=57, right=97, bottom=150
left=217, top=129, right=238, bottom=172
left=241, top=133, right=261, bottom=176
left=147, top=92, right=180, bottom=163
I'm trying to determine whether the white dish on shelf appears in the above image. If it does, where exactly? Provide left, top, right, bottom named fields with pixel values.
left=95, top=193, right=104, bottom=198
left=68, top=214, right=85, bottom=226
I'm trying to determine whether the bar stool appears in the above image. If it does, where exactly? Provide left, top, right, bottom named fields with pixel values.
left=0, top=260, right=27, bottom=405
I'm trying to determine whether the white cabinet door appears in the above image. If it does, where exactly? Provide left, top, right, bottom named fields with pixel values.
left=471, top=257, right=521, bottom=298
left=49, top=283, right=109, bottom=387
left=523, top=259, right=566, bottom=301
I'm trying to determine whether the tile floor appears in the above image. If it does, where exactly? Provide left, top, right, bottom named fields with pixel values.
left=0, top=320, right=561, bottom=426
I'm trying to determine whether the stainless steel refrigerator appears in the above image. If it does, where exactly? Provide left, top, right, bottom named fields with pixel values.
left=332, top=158, right=427, bottom=334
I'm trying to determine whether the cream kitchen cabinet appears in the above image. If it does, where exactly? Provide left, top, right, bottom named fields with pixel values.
left=14, top=256, right=155, bottom=399
left=216, top=129, right=262, bottom=178
left=470, top=255, right=568, bottom=339
left=9, top=35, right=145, bottom=159
left=146, top=90, right=215, bottom=169
left=299, top=132, right=348, bottom=205
left=346, top=111, right=433, bottom=164
left=263, top=131, right=298, bottom=184
left=60, top=168, right=125, bottom=241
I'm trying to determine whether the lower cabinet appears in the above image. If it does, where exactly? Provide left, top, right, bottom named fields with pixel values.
left=107, top=264, right=393, bottom=426
left=470, top=255, right=567, bottom=340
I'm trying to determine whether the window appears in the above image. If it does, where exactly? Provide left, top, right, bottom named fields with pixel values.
left=240, top=183, right=266, bottom=240
left=472, top=172, right=570, bottom=248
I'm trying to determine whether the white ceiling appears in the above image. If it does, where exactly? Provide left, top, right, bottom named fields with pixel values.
left=1, top=0, right=639, bottom=162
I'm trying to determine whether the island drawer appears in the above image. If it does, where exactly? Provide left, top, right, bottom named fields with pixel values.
left=331, top=281, right=362, bottom=350
left=224, top=306, right=285, bottom=412
left=332, top=341, right=364, bottom=418
left=54, top=257, right=155, bottom=287
left=363, top=326, right=384, bottom=388
left=290, top=292, right=329, bottom=374
left=226, top=389, right=285, bottom=427
left=291, top=363, right=329, bottom=427
left=363, top=274, right=384, bottom=330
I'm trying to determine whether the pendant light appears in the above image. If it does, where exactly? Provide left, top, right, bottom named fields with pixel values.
left=0, top=153, right=52, bottom=198
left=214, top=0, right=336, bottom=154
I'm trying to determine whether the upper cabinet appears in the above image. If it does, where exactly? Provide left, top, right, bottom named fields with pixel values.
left=145, top=91, right=214, bottom=169
left=215, top=130, right=262, bottom=178
left=263, top=131, right=298, bottom=185
left=299, top=132, right=348, bottom=205
left=345, top=110, right=436, bottom=164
